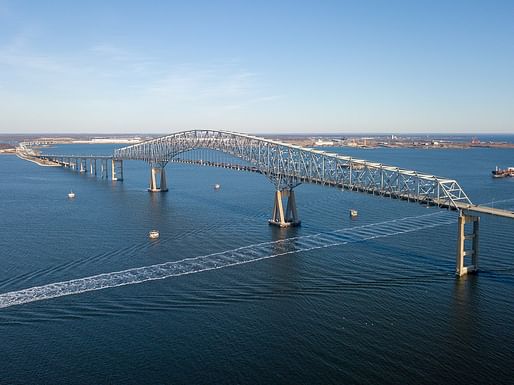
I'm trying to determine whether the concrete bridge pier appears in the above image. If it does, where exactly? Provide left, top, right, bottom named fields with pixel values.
left=111, top=159, right=123, bottom=181
left=148, top=164, right=168, bottom=192
left=456, top=211, right=479, bottom=276
left=269, top=188, right=301, bottom=227
left=100, top=159, right=109, bottom=179
left=90, top=159, right=97, bottom=175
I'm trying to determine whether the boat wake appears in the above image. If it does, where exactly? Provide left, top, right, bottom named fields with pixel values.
left=0, top=211, right=456, bottom=309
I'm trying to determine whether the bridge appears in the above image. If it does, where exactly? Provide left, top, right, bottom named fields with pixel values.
left=32, top=129, right=514, bottom=277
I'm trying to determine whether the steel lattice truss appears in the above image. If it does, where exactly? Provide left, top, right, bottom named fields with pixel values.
left=114, top=130, right=471, bottom=208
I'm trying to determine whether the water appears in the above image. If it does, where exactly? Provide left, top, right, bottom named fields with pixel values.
left=1, top=144, right=513, bottom=384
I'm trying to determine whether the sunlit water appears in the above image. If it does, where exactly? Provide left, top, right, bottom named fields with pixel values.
left=0, top=143, right=513, bottom=384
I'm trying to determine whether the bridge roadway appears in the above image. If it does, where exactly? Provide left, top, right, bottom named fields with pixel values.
left=30, top=129, right=514, bottom=276
left=35, top=154, right=122, bottom=180
left=454, top=202, right=514, bottom=219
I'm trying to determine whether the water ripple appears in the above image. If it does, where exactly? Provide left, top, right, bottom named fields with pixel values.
left=0, top=211, right=456, bottom=309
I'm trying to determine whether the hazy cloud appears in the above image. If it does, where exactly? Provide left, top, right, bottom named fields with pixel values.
left=0, top=35, right=280, bottom=131
left=146, top=63, right=277, bottom=108
left=0, top=30, right=276, bottom=105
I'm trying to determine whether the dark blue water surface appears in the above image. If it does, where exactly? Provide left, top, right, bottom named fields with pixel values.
left=1, top=144, right=514, bottom=384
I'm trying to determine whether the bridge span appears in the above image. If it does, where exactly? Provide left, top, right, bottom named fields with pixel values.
left=32, top=129, right=513, bottom=276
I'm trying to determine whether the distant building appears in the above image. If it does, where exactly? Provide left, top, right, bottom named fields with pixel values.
left=91, top=137, right=142, bottom=144
left=314, top=139, right=334, bottom=146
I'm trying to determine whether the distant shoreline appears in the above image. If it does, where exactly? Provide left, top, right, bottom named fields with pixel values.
left=2, top=133, right=514, bottom=151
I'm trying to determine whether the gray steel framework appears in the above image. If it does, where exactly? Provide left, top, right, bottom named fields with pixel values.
left=114, top=129, right=471, bottom=209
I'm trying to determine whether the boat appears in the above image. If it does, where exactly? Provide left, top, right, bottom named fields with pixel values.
left=349, top=209, right=358, bottom=217
left=214, top=183, right=221, bottom=190
left=68, top=191, right=75, bottom=198
left=492, top=166, right=514, bottom=178
left=148, top=230, right=160, bottom=239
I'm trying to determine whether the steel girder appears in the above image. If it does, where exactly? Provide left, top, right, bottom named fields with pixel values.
left=114, top=129, right=471, bottom=208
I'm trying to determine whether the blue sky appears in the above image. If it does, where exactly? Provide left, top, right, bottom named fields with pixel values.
left=0, top=0, right=513, bottom=134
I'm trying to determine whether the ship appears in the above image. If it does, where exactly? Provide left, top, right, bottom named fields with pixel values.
left=492, top=166, right=514, bottom=178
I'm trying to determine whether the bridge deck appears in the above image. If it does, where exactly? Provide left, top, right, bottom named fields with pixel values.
left=455, top=203, right=514, bottom=219
left=41, top=154, right=113, bottom=159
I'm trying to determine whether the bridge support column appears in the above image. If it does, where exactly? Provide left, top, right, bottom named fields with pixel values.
left=456, top=212, right=479, bottom=276
left=100, top=159, right=108, bottom=179
left=111, top=159, right=123, bottom=181
left=148, top=165, right=168, bottom=192
left=269, top=188, right=300, bottom=227
left=90, top=159, right=97, bottom=175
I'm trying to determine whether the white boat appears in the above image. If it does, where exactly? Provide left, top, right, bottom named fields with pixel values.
left=68, top=191, right=75, bottom=198
left=349, top=209, right=358, bottom=217
left=148, top=230, right=160, bottom=239
left=214, top=183, right=221, bottom=190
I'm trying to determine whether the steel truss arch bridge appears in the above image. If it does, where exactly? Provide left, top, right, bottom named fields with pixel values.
left=114, top=129, right=471, bottom=208
left=36, top=129, right=514, bottom=276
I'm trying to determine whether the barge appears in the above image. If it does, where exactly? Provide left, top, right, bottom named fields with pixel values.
left=492, top=166, right=514, bottom=178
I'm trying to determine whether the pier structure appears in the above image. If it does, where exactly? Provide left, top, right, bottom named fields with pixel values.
left=32, top=129, right=514, bottom=276
left=89, top=159, right=97, bottom=175
left=38, top=155, right=122, bottom=181
left=269, top=188, right=300, bottom=227
left=456, top=212, right=480, bottom=276
left=111, top=159, right=123, bottom=181
left=148, top=162, right=168, bottom=192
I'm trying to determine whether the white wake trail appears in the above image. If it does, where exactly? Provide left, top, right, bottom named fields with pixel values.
left=0, top=212, right=456, bottom=309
